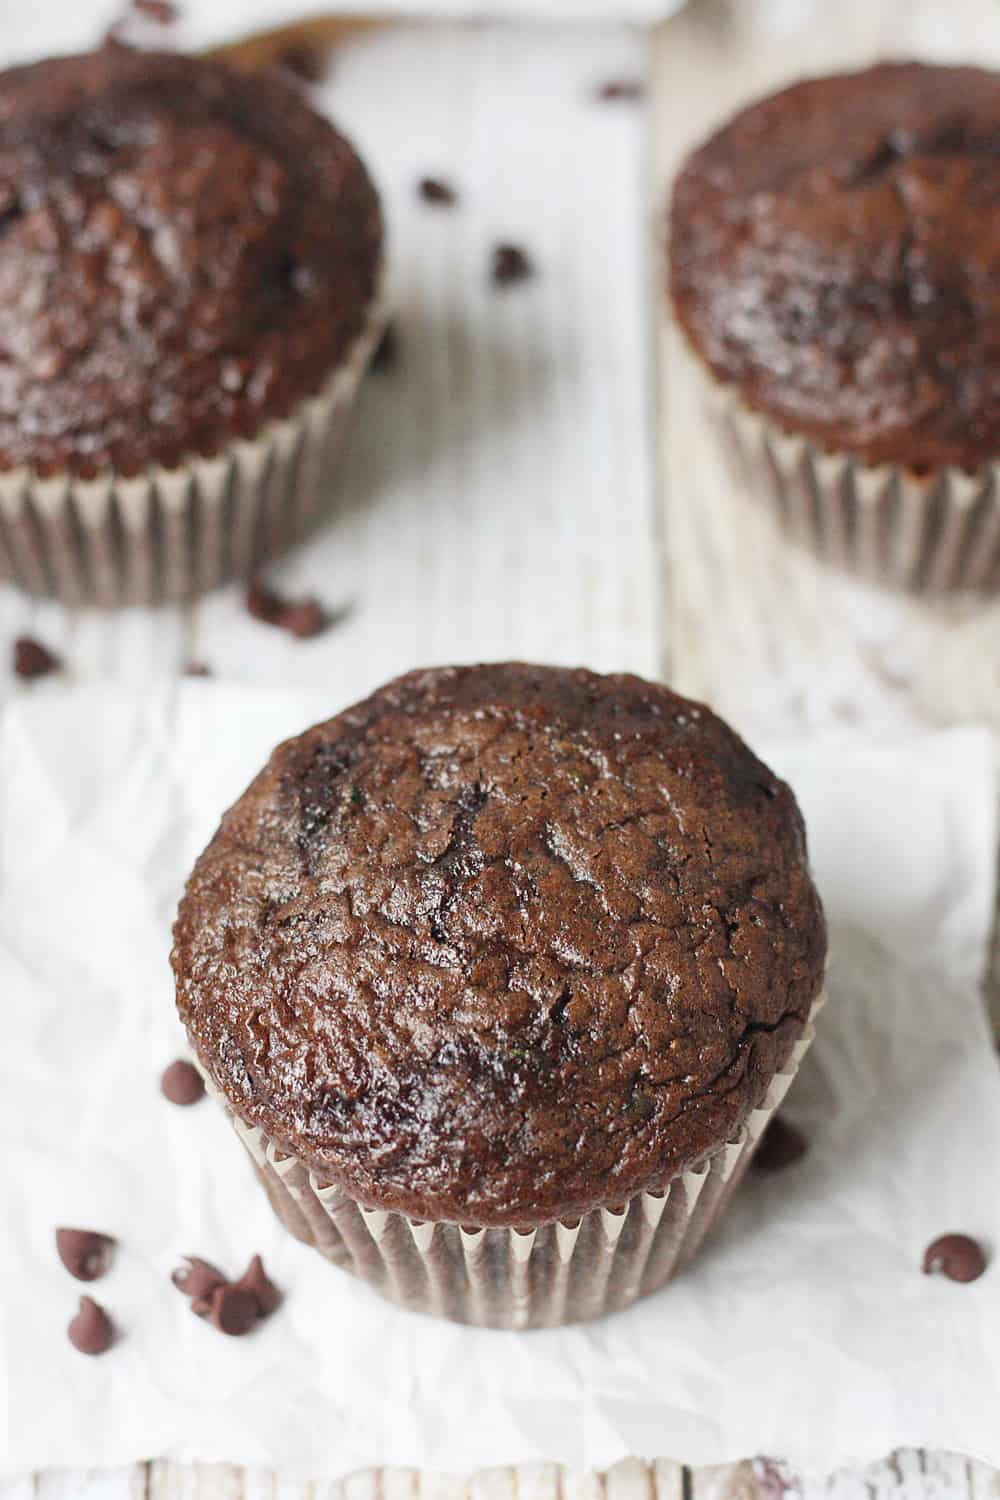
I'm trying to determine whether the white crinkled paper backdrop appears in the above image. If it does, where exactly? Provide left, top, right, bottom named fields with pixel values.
left=1, top=684, right=999, bottom=1478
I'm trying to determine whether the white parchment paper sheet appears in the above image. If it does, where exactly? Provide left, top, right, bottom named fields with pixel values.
left=1, top=686, right=998, bottom=1477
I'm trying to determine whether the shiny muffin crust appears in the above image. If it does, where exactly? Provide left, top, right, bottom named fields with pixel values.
left=173, top=665, right=826, bottom=1227
left=670, top=62, right=1000, bottom=472
left=0, top=43, right=381, bottom=476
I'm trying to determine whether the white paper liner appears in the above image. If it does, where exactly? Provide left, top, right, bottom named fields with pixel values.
left=199, top=991, right=825, bottom=1330
left=682, top=342, right=1000, bottom=593
left=0, top=267, right=387, bottom=607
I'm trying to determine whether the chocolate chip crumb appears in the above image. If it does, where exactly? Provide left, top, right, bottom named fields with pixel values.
left=68, top=1296, right=114, bottom=1355
left=922, top=1233, right=988, bottom=1283
left=418, top=177, right=457, bottom=206
left=246, top=581, right=329, bottom=639
left=237, top=1254, right=281, bottom=1317
left=172, top=1255, right=227, bottom=1300
left=205, top=1283, right=259, bottom=1336
left=595, top=78, right=643, bottom=102
left=370, top=322, right=399, bottom=372
left=132, top=0, right=178, bottom=20
left=56, top=1228, right=116, bottom=1282
left=491, top=244, right=534, bottom=287
left=13, top=637, right=61, bottom=680
left=753, top=1117, right=808, bottom=1172
left=161, top=1058, right=205, bottom=1106
left=185, top=661, right=212, bottom=678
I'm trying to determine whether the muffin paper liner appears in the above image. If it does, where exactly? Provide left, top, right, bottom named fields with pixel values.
left=0, top=269, right=386, bottom=607
left=684, top=347, right=1000, bottom=593
left=199, top=991, right=825, bottom=1329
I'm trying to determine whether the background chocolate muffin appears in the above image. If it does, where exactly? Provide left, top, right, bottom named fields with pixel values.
left=173, top=664, right=826, bottom=1327
left=668, top=62, right=1000, bottom=590
left=0, top=42, right=384, bottom=604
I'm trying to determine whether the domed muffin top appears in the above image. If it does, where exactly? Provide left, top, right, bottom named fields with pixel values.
left=0, top=43, right=381, bottom=475
left=670, top=62, right=1000, bottom=471
left=173, top=665, right=826, bottom=1227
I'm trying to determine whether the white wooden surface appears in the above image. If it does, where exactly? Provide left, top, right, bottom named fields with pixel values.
left=3, top=4, right=997, bottom=1497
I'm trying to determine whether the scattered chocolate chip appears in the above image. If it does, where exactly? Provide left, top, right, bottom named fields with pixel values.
left=204, top=1282, right=260, bottom=1337
left=595, top=78, right=643, bottom=102
left=68, top=1296, right=114, bottom=1355
left=132, top=0, right=178, bottom=19
left=13, top=636, right=61, bottom=680
left=491, top=244, right=534, bottom=287
left=56, top=1228, right=116, bottom=1283
left=171, top=1255, right=227, bottom=1300
left=753, top=1117, right=808, bottom=1172
left=418, top=177, right=457, bottom=206
left=160, top=1058, right=205, bottom=1106
left=246, top=581, right=329, bottom=639
left=277, top=42, right=329, bottom=84
left=370, top=321, right=399, bottom=373
left=184, top=661, right=212, bottom=678
left=237, top=1254, right=281, bottom=1317
left=922, top=1233, right=988, bottom=1283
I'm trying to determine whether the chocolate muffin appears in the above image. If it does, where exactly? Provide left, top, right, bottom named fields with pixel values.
left=669, top=62, right=1000, bottom=590
left=0, top=43, right=384, bottom=604
left=173, top=664, right=826, bottom=1327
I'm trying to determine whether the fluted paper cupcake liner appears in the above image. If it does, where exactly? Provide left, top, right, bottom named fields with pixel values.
left=0, top=270, right=386, bottom=608
left=199, top=992, right=824, bottom=1330
left=684, top=347, right=1000, bottom=593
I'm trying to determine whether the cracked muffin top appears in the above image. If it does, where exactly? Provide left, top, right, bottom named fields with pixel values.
left=173, top=664, right=826, bottom=1227
left=0, top=43, right=381, bottom=476
left=669, top=62, right=1000, bottom=472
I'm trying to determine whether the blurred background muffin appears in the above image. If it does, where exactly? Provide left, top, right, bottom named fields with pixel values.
left=0, top=41, right=384, bottom=606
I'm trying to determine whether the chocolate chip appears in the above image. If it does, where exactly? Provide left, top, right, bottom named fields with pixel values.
left=277, top=43, right=329, bottom=84
left=133, top=0, right=178, bottom=18
left=206, top=1283, right=259, bottom=1336
left=246, top=581, right=329, bottom=639
left=56, top=1228, right=116, bottom=1282
left=753, top=1117, right=808, bottom=1172
left=922, top=1233, right=988, bottom=1283
left=418, top=177, right=457, bottom=206
left=172, top=1255, right=227, bottom=1300
left=160, top=1058, right=205, bottom=1106
left=491, top=244, right=534, bottom=287
left=185, top=661, right=212, bottom=678
left=595, top=78, right=643, bottom=102
left=370, top=322, right=399, bottom=373
left=236, top=1254, right=281, bottom=1317
left=13, top=636, right=61, bottom=680
left=68, top=1296, right=114, bottom=1355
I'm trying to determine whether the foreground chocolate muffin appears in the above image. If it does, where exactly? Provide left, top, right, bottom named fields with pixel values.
left=0, top=43, right=383, bottom=604
left=669, top=62, right=1000, bottom=590
left=173, top=664, right=826, bottom=1326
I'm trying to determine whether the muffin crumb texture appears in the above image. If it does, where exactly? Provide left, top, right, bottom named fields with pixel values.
left=670, top=62, right=1000, bottom=471
left=173, top=665, right=826, bottom=1226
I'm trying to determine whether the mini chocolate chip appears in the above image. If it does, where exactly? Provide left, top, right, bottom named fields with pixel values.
left=160, top=1058, right=205, bottom=1106
left=753, top=1117, right=808, bottom=1172
left=237, top=1254, right=281, bottom=1317
left=246, top=580, right=285, bottom=625
left=207, top=1283, right=259, bottom=1336
left=491, top=244, right=534, bottom=287
left=132, top=0, right=178, bottom=19
left=281, top=598, right=326, bottom=639
left=68, top=1296, right=114, bottom=1355
left=418, top=177, right=457, bottom=206
left=56, top=1228, right=116, bottom=1282
left=370, top=322, right=399, bottom=372
left=185, top=661, right=212, bottom=678
left=172, top=1256, right=228, bottom=1300
left=922, top=1233, right=988, bottom=1283
left=13, top=636, right=61, bottom=680
left=595, top=78, right=643, bottom=101
left=277, top=42, right=329, bottom=84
